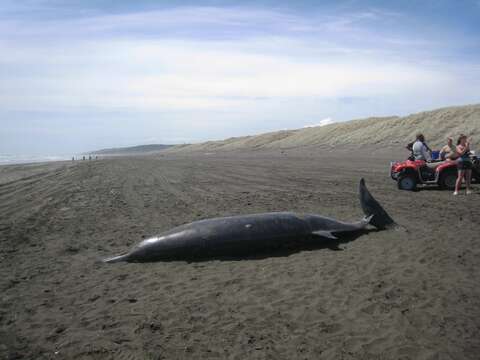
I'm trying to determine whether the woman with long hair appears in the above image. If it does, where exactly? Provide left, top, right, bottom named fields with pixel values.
left=454, top=134, right=473, bottom=195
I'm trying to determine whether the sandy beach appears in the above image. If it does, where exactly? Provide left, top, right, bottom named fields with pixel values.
left=1, top=148, right=479, bottom=359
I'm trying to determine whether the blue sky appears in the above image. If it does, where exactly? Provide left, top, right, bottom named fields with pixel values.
left=1, top=0, right=479, bottom=155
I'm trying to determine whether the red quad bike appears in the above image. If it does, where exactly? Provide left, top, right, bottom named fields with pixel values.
left=390, top=155, right=480, bottom=191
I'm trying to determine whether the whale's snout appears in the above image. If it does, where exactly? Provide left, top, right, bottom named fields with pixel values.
left=103, top=253, right=130, bottom=263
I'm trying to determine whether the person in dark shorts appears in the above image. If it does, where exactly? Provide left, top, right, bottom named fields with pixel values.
left=454, top=134, right=473, bottom=195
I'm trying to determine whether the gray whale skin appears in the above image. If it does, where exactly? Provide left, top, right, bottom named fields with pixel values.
left=104, top=179, right=395, bottom=263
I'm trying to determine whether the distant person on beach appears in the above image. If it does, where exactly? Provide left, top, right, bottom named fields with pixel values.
left=440, top=137, right=458, bottom=160
left=411, top=133, right=432, bottom=161
left=454, top=134, right=473, bottom=196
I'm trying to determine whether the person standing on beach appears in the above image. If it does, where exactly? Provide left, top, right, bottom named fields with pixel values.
left=454, top=134, right=473, bottom=196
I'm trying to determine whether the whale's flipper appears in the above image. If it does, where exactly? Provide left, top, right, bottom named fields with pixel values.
left=312, top=230, right=338, bottom=240
left=359, top=178, right=396, bottom=229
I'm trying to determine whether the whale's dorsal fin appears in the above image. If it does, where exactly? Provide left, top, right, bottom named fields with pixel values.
left=311, top=230, right=338, bottom=240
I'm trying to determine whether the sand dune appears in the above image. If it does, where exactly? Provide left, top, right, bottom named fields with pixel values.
left=169, top=104, right=480, bottom=153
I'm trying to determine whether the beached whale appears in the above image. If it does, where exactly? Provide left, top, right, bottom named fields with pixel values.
left=103, top=179, right=395, bottom=263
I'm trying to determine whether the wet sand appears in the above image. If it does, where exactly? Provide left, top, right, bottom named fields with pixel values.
left=1, top=148, right=479, bottom=359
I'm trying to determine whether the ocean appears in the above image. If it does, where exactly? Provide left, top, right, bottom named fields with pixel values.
left=0, top=154, right=72, bottom=166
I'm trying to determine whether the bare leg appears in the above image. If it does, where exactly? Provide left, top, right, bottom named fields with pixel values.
left=455, top=170, right=464, bottom=193
left=466, top=169, right=472, bottom=192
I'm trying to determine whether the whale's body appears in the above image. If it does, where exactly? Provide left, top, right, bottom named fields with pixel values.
left=104, top=179, right=395, bottom=263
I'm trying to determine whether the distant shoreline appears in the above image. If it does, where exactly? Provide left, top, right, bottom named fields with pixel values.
left=0, top=155, right=73, bottom=166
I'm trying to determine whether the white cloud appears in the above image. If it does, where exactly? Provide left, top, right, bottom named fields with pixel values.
left=0, top=36, right=460, bottom=112
left=0, top=6, right=479, bottom=117
left=304, top=118, right=335, bottom=128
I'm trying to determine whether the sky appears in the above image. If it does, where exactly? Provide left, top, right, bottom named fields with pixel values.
left=1, top=0, right=479, bottom=155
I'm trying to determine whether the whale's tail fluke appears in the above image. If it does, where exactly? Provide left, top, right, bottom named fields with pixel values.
left=103, top=253, right=130, bottom=263
left=359, top=178, right=396, bottom=229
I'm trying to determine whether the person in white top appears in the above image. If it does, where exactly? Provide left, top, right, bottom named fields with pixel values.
left=412, top=133, right=431, bottom=161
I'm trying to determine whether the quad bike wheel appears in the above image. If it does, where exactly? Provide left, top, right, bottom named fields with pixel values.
left=397, top=173, right=417, bottom=191
left=439, top=170, right=457, bottom=190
